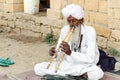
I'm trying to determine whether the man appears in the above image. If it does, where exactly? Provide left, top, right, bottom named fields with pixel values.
left=34, top=4, right=104, bottom=80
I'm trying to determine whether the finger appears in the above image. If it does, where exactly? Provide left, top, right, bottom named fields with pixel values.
left=61, top=48, right=65, bottom=53
left=62, top=41, right=67, bottom=45
left=59, top=44, right=63, bottom=48
left=49, top=49, right=55, bottom=54
left=60, top=43, right=66, bottom=47
left=60, top=42, right=64, bottom=46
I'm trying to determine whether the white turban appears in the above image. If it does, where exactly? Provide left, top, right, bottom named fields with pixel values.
left=62, top=4, right=84, bottom=19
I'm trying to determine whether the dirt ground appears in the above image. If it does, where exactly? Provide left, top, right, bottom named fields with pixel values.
left=0, top=32, right=55, bottom=75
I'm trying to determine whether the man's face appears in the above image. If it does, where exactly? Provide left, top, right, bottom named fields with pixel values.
left=67, top=16, right=80, bottom=27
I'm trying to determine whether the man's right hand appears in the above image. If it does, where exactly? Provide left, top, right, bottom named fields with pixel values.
left=49, top=47, right=56, bottom=56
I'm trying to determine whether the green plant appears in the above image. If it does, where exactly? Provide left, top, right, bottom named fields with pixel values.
left=107, top=47, right=120, bottom=57
left=44, top=33, right=57, bottom=44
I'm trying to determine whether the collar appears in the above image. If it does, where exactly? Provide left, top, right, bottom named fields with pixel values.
left=80, top=24, right=85, bottom=35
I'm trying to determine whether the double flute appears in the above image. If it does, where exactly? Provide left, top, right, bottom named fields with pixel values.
left=47, top=26, right=75, bottom=72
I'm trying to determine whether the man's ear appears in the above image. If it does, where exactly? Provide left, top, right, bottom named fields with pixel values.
left=79, top=18, right=84, bottom=24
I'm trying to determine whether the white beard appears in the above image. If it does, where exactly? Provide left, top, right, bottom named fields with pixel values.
left=71, top=25, right=81, bottom=52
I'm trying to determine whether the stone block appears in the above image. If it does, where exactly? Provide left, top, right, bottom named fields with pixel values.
left=93, top=12, right=108, bottom=26
left=8, top=21, right=15, bottom=28
left=84, top=11, right=90, bottom=23
left=4, top=3, right=14, bottom=12
left=15, top=19, right=25, bottom=28
left=108, top=0, right=120, bottom=8
left=108, top=19, right=120, bottom=30
left=21, top=29, right=41, bottom=38
left=108, top=8, right=120, bottom=20
left=89, top=12, right=94, bottom=24
left=13, top=0, right=23, bottom=3
left=22, top=20, right=41, bottom=33
left=114, top=9, right=120, bottom=20
left=2, top=26, right=12, bottom=32
left=13, top=3, right=24, bottom=12
left=99, top=0, right=107, bottom=13
left=92, top=25, right=111, bottom=38
left=54, top=0, right=63, bottom=9
left=0, top=0, right=5, bottom=3
left=69, top=0, right=84, bottom=8
left=50, top=0, right=63, bottom=9
left=1, top=20, right=8, bottom=26
left=6, top=0, right=23, bottom=3
left=34, top=17, right=42, bottom=24
left=12, top=27, right=21, bottom=34
left=0, top=3, right=4, bottom=11
left=21, top=13, right=32, bottom=20
left=111, top=30, right=120, bottom=40
left=3, top=13, right=15, bottom=21
left=69, top=0, right=79, bottom=4
left=61, top=0, right=68, bottom=7
left=84, top=0, right=99, bottom=11
left=97, top=36, right=107, bottom=49
left=108, top=8, right=114, bottom=19
left=52, top=28, right=61, bottom=38
left=0, top=20, right=2, bottom=26
left=77, top=0, right=85, bottom=8
left=22, top=21, right=35, bottom=30
left=47, top=9, right=62, bottom=19
left=6, top=0, right=13, bottom=3
left=4, top=3, right=23, bottom=12
left=41, top=25, right=51, bottom=34
left=37, top=17, right=49, bottom=25
left=94, top=13, right=108, bottom=27
left=52, top=20, right=64, bottom=28
left=32, top=25, right=41, bottom=33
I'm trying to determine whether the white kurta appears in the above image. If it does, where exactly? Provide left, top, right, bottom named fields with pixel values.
left=34, top=25, right=104, bottom=80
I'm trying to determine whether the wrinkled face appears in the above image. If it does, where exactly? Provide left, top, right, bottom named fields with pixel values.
left=67, top=15, right=80, bottom=27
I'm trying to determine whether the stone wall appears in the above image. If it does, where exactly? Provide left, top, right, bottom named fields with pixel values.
left=107, top=0, right=120, bottom=52
left=83, top=0, right=109, bottom=49
left=0, top=12, right=65, bottom=39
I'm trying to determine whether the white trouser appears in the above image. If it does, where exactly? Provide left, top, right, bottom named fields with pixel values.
left=34, top=62, right=104, bottom=80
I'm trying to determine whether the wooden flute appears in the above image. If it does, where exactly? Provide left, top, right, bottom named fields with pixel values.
left=47, top=26, right=75, bottom=73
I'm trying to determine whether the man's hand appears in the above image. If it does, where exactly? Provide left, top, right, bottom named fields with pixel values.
left=59, top=41, right=71, bottom=55
left=49, top=47, right=56, bottom=56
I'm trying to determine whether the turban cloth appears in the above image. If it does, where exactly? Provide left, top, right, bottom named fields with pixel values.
left=62, top=4, right=84, bottom=20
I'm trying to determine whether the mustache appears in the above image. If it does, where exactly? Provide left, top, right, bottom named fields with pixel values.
left=70, top=25, right=79, bottom=28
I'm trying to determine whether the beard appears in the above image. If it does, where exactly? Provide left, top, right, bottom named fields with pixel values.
left=70, top=25, right=81, bottom=52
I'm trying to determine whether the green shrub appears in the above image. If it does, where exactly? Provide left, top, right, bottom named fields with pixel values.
left=107, top=47, right=120, bottom=57
left=44, top=33, right=57, bottom=44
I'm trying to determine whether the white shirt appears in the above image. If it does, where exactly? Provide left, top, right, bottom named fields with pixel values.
left=56, top=24, right=99, bottom=65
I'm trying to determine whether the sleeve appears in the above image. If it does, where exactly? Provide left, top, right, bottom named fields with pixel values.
left=70, top=27, right=97, bottom=64
left=56, top=26, right=69, bottom=49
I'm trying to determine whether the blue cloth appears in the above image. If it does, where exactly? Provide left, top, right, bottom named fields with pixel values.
left=97, top=49, right=117, bottom=72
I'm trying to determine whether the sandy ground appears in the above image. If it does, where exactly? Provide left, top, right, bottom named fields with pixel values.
left=0, top=32, right=55, bottom=75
